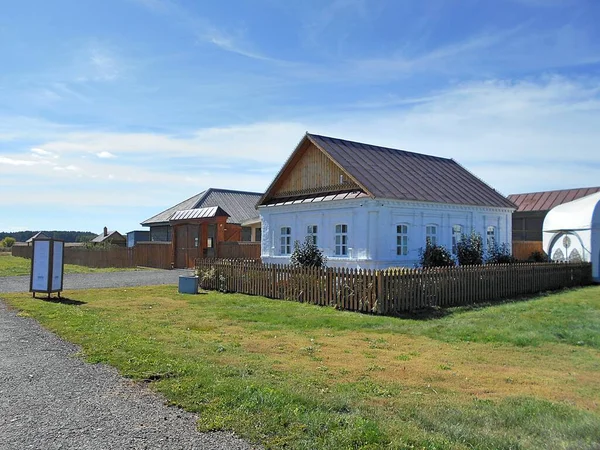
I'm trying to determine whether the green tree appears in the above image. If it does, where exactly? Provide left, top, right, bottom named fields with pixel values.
left=456, top=231, right=484, bottom=265
left=0, top=237, right=16, bottom=248
left=418, top=238, right=455, bottom=268
left=290, top=237, right=327, bottom=268
left=486, top=241, right=516, bottom=264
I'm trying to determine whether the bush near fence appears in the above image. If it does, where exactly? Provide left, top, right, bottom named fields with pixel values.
left=11, top=242, right=172, bottom=269
left=196, top=259, right=592, bottom=315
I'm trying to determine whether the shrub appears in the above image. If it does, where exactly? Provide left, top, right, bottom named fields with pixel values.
left=456, top=231, right=484, bottom=265
left=0, top=237, right=16, bottom=248
left=527, top=250, right=548, bottom=263
left=418, top=238, right=455, bottom=268
left=486, top=241, right=516, bottom=264
left=290, top=237, right=327, bottom=268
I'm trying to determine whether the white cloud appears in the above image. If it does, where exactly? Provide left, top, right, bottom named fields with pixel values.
left=31, top=147, right=58, bottom=158
left=2, top=75, right=599, bottom=212
left=53, top=165, right=79, bottom=172
left=0, top=156, right=38, bottom=166
left=97, top=151, right=116, bottom=159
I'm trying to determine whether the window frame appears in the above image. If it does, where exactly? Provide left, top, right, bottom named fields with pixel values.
left=280, top=227, right=292, bottom=255
left=425, top=224, right=438, bottom=246
left=396, top=224, right=409, bottom=256
left=306, top=225, right=318, bottom=246
left=486, top=225, right=496, bottom=249
left=334, top=224, right=348, bottom=256
left=452, top=224, right=463, bottom=254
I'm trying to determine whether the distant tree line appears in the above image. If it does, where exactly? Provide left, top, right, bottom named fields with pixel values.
left=0, top=231, right=97, bottom=243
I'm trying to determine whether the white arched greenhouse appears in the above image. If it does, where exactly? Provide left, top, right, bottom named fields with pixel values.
left=543, top=191, right=600, bottom=282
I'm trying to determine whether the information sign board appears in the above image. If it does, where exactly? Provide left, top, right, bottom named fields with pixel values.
left=29, top=238, right=64, bottom=297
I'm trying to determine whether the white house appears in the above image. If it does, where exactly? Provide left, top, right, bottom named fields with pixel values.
left=257, top=133, right=515, bottom=269
left=543, top=191, right=600, bottom=282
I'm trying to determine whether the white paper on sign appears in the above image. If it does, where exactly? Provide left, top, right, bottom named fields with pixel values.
left=51, top=241, right=64, bottom=291
left=32, top=240, right=50, bottom=291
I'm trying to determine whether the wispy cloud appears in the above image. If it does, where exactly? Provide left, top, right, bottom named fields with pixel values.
left=97, top=151, right=116, bottom=159
left=31, top=148, right=58, bottom=158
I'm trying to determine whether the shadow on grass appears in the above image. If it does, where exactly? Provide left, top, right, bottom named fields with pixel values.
left=40, top=297, right=87, bottom=306
left=389, top=288, right=577, bottom=321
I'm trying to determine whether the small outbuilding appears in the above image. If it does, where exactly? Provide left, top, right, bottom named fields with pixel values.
left=543, top=192, right=600, bottom=282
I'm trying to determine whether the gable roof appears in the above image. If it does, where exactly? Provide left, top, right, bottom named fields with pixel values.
left=141, top=188, right=263, bottom=226
left=26, top=232, right=49, bottom=243
left=508, top=186, right=600, bottom=213
left=259, top=133, right=515, bottom=209
left=92, top=231, right=125, bottom=243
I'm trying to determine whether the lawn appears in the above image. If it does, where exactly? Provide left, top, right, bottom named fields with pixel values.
left=0, top=253, right=145, bottom=277
left=3, top=285, right=600, bottom=449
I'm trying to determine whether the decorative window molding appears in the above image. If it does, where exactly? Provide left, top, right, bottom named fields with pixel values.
left=334, top=224, right=348, bottom=256
left=280, top=227, right=291, bottom=255
left=396, top=224, right=409, bottom=256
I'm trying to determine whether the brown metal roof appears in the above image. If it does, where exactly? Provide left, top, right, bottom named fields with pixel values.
left=302, top=134, right=515, bottom=209
left=507, top=186, right=600, bottom=212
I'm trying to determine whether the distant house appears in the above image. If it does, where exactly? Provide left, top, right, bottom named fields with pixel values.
left=126, top=230, right=150, bottom=248
left=257, top=133, right=515, bottom=269
left=141, top=188, right=263, bottom=268
left=92, top=227, right=126, bottom=247
left=507, top=186, right=600, bottom=259
left=26, top=232, right=50, bottom=244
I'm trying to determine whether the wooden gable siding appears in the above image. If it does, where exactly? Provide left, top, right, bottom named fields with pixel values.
left=271, top=142, right=360, bottom=198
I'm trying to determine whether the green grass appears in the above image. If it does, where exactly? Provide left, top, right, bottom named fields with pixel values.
left=0, top=253, right=147, bottom=277
left=3, top=285, right=600, bottom=449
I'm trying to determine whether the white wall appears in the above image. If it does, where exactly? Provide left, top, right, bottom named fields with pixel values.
left=259, top=198, right=513, bottom=269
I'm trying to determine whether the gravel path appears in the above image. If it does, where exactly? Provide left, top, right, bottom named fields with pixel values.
left=0, top=269, right=194, bottom=294
left=0, top=300, right=255, bottom=450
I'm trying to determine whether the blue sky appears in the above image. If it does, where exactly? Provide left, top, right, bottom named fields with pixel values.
left=1, top=0, right=599, bottom=234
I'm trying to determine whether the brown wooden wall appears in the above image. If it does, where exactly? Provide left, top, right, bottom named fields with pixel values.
left=272, top=143, right=359, bottom=198
left=12, top=243, right=172, bottom=269
left=217, top=242, right=260, bottom=260
left=513, top=241, right=544, bottom=260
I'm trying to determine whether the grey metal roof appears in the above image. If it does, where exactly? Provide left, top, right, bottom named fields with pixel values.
left=170, top=206, right=228, bottom=221
left=91, top=231, right=125, bottom=243
left=141, top=188, right=263, bottom=226
left=26, top=232, right=49, bottom=243
left=304, top=133, right=516, bottom=209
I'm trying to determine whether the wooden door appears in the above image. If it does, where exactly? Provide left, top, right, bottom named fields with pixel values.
left=175, top=225, right=201, bottom=268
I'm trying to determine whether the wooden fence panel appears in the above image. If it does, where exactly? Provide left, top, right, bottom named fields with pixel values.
left=195, top=259, right=593, bottom=317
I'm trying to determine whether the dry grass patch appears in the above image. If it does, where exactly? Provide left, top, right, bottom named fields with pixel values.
left=3, top=285, right=600, bottom=449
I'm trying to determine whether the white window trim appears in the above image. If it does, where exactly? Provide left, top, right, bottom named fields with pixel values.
left=487, top=225, right=496, bottom=249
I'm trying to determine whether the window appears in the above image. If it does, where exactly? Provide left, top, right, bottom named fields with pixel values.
left=207, top=237, right=214, bottom=248
left=255, top=228, right=262, bottom=242
left=452, top=225, right=463, bottom=254
left=396, top=224, right=408, bottom=256
left=241, top=227, right=252, bottom=242
left=426, top=224, right=437, bottom=245
left=335, top=224, right=348, bottom=256
left=280, top=227, right=291, bottom=255
left=487, top=226, right=496, bottom=249
left=306, top=225, right=318, bottom=246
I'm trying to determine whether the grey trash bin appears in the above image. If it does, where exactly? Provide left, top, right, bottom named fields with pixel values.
left=178, top=275, right=198, bottom=294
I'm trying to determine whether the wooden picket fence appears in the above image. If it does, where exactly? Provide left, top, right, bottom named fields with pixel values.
left=195, top=259, right=593, bottom=315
